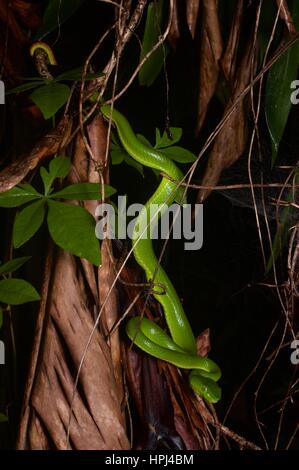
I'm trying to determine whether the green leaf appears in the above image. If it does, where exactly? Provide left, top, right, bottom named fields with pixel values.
left=0, top=257, right=31, bottom=275
left=155, top=127, right=182, bottom=148
left=155, top=128, right=162, bottom=146
left=0, top=413, right=8, bottom=423
left=40, top=167, right=52, bottom=195
left=6, top=81, right=47, bottom=95
left=0, top=306, right=3, bottom=329
left=160, top=146, right=197, bottom=163
left=0, top=186, right=42, bottom=208
left=18, top=183, right=42, bottom=195
left=111, top=148, right=125, bottom=165
left=0, top=279, right=40, bottom=305
left=30, top=83, right=70, bottom=119
left=137, top=133, right=152, bottom=147
left=258, top=1, right=278, bottom=63
left=111, top=134, right=144, bottom=175
left=139, top=0, right=168, bottom=87
left=50, top=183, right=116, bottom=200
left=111, top=133, right=126, bottom=165
left=55, top=68, right=104, bottom=82
left=47, top=200, right=101, bottom=266
left=35, top=0, right=85, bottom=40
left=124, top=155, right=144, bottom=177
left=13, top=200, right=46, bottom=248
left=40, top=156, right=71, bottom=196
left=49, top=156, right=71, bottom=180
left=265, top=1, right=299, bottom=164
left=18, top=77, right=48, bottom=81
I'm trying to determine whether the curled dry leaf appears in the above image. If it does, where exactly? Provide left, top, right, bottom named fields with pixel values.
left=196, top=0, right=223, bottom=134
left=221, top=0, right=244, bottom=82
left=163, top=364, right=210, bottom=449
left=186, top=0, right=201, bottom=39
left=168, top=0, right=180, bottom=50
left=276, top=0, right=297, bottom=35
left=198, top=32, right=257, bottom=202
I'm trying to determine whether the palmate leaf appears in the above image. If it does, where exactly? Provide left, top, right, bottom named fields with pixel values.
left=160, top=146, right=196, bottom=163
left=50, top=183, right=116, bottom=200
left=40, top=156, right=71, bottom=195
left=49, top=155, right=71, bottom=179
left=155, top=127, right=182, bottom=148
left=30, top=83, right=70, bottom=119
left=13, top=200, right=46, bottom=248
left=40, top=168, right=52, bottom=195
left=0, top=185, right=42, bottom=208
left=55, top=68, right=104, bottom=82
left=6, top=81, right=47, bottom=95
left=0, top=279, right=40, bottom=305
left=0, top=257, right=31, bottom=275
left=47, top=200, right=101, bottom=266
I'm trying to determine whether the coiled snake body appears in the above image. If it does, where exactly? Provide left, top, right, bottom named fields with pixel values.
left=101, top=105, right=221, bottom=403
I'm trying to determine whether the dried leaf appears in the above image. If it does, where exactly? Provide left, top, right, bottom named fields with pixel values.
left=168, top=0, right=180, bottom=49
left=198, top=38, right=257, bottom=202
left=186, top=0, right=201, bottom=39
left=221, top=1, right=244, bottom=81
left=196, top=0, right=223, bottom=133
left=276, top=0, right=297, bottom=34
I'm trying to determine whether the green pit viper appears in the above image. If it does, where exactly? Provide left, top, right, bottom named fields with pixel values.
left=101, top=104, right=221, bottom=403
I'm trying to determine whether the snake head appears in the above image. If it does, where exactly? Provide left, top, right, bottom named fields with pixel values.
left=189, top=371, right=222, bottom=404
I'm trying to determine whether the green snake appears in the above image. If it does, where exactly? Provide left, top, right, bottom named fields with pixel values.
left=101, top=104, right=221, bottom=403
